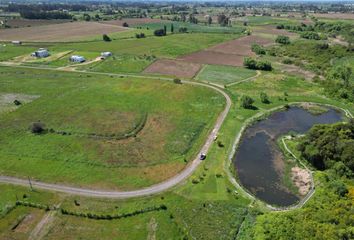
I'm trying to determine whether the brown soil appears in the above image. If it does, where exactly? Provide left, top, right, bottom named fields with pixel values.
left=312, top=13, right=354, bottom=20
left=291, top=166, right=311, bottom=196
left=278, top=63, right=316, bottom=81
left=101, top=18, right=165, bottom=27
left=143, top=59, right=201, bottom=78
left=252, top=25, right=297, bottom=37
left=0, top=21, right=127, bottom=42
left=2, top=19, right=71, bottom=28
left=179, top=35, right=272, bottom=67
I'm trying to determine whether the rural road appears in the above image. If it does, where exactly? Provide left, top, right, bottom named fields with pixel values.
left=0, top=64, right=232, bottom=198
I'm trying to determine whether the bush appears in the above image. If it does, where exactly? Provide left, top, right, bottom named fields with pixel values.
left=243, top=57, right=272, bottom=71
left=154, top=29, right=166, bottom=36
left=13, top=99, right=21, bottom=105
left=300, top=31, right=321, bottom=40
left=173, top=78, right=182, bottom=84
left=179, top=27, right=188, bottom=33
left=282, top=58, right=293, bottom=64
left=240, top=95, right=255, bottom=109
left=251, top=44, right=266, bottom=55
left=275, top=35, right=290, bottom=45
left=260, top=92, right=270, bottom=104
left=135, top=33, right=145, bottom=39
left=243, top=57, right=257, bottom=69
left=256, top=60, right=272, bottom=71
left=30, top=122, right=46, bottom=134
left=102, top=34, right=111, bottom=42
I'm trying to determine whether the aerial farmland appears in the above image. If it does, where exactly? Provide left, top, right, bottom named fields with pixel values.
left=0, top=1, right=353, bottom=239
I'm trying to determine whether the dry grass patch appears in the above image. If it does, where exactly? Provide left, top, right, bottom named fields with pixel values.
left=0, top=21, right=127, bottom=42
left=143, top=59, right=201, bottom=78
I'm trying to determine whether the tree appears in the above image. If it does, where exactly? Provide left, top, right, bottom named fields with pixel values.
left=179, top=27, right=188, bottom=33
left=217, top=14, right=228, bottom=26
left=102, top=34, right=111, bottom=42
left=251, top=44, right=266, bottom=55
left=83, top=13, right=91, bottom=21
left=154, top=29, right=166, bottom=36
left=275, top=35, right=290, bottom=45
left=30, top=122, right=46, bottom=134
left=207, top=16, right=212, bottom=25
left=171, top=24, right=174, bottom=33
left=173, top=78, right=182, bottom=84
left=240, top=95, right=255, bottom=109
left=260, top=92, right=270, bottom=104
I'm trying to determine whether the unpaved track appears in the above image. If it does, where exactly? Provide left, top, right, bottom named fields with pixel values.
left=0, top=63, right=231, bottom=199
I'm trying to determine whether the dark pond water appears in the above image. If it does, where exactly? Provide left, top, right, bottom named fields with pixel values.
left=233, top=106, right=343, bottom=207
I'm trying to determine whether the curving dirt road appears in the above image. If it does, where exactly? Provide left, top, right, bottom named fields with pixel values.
left=0, top=64, right=231, bottom=199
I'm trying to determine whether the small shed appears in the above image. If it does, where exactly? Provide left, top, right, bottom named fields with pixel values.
left=12, top=41, right=22, bottom=45
left=69, top=55, right=86, bottom=63
left=31, top=48, right=50, bottom=58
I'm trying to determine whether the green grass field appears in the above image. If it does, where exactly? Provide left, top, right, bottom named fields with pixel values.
left=78, top=54, right=155, bottom=73
left=0, top=66, right=224, bottom=189
left=53, top=33, right=238, bottom=59
left=133, top=21, right=245, bottom=34
left=196, top=65, right=257, bottom=85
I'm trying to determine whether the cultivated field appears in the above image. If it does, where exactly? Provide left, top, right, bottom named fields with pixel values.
left=102, top=18, right=164, bottom=27
left=0, top=21, right=127, bottom=42
left=1, top=19, right=71, bottom=28
left=143, top=59, right=201, bottom=78
left=179, top=35, right=272, bottom=66
left=196, top=65, right=257, bottom=85
left=312, top=13, right=354, bottom=20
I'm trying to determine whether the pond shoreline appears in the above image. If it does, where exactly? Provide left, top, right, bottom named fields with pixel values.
left=225, top=102, right=351, bottom=211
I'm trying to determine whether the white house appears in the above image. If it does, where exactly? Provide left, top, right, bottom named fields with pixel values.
left=69, top=55, right=85, bottom=63
left=100, top=52, right=112, bottom=59
left=31, top=48, right=50, bottom=58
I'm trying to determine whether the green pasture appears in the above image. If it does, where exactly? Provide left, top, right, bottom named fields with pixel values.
left=79, top=54, right=154, bottom=73
left=0, top=66, right=224, bottom=189
left=133, top=21, right=245, bottom=34
left=53, top=33, right=239, bottom=58
left=196, top=65, right=257, bottom=85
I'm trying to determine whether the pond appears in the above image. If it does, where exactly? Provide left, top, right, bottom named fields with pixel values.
left=233, top=106, right=343, bottom=207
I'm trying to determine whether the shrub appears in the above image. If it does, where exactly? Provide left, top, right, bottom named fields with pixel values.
left=256, top=60, right=272, bottom=71
left=173, top=78, right=182, bottom=84
left=243, top=57, right=257, bottom=69
left=282, top=58, right=293, bottom=64
left=260, top=92, right=270, bottom=104
left=102, top=34, right=111, bottom=42
left=240, top=95, right=255, bottom=109
left=30, top=122, right=46, bottom=134
left=154, top=29, right=166, bottom=36
left=179, top=27, right=188, bottom=33
left=135, top=33, right=145, bottom=38
left=251, top=44, right=266, bottom=55
left=300, top=31, right=320, bottom=40
left=243, top=57, right=272, bottom=71
left=275, top=35, right=290, bottom=45
left=13, top=99, right=21, bottom=105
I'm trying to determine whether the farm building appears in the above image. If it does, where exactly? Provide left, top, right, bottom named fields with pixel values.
left=69, top=55, right=86, bottom=63
left=11, top=41, right=22, bottom=45
left=31, top=48, right=50, bottom=58
left=101, top=52, right=112, bottom=59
